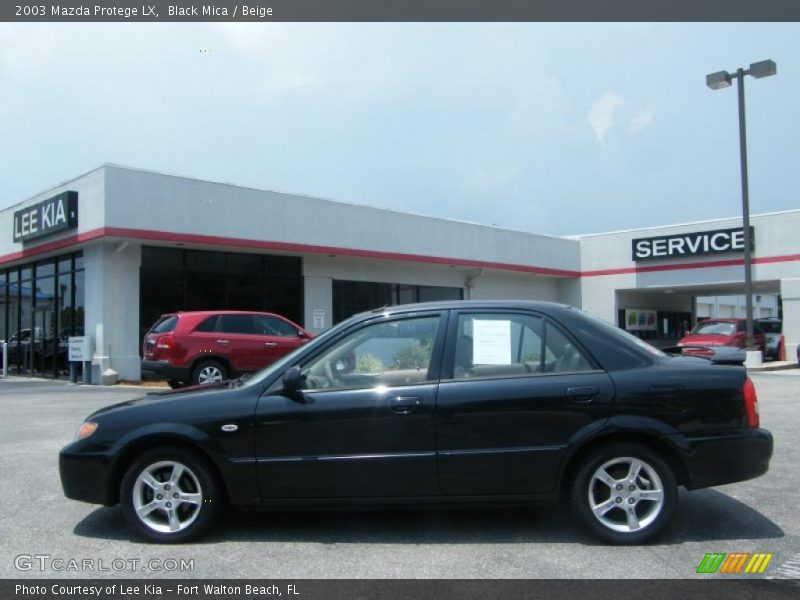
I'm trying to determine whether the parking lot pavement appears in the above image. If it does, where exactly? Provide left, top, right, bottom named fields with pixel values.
left=0, top=372, right=798, bottom=579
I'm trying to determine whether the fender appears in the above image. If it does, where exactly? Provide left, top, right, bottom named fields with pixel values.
left=104, top=422, right=258, bottom=505
left=556, top=414, right=692, bottom=493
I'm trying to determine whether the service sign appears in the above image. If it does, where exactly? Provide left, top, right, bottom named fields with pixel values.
left=631, top=226, right=754, bottom=262
left=13, top=191, right=78, bottom=243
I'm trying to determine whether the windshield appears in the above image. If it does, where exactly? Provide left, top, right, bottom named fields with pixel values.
left=757, top=321, right=781, bottom=334
left=578, top=310, right=667, bottom=358
left=691, top=321, right=735, bottom=336
left=240, top=315, right=360, bottom=388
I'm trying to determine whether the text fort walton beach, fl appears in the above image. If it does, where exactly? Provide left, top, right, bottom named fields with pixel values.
left=16, top=584, right=299, bottom=596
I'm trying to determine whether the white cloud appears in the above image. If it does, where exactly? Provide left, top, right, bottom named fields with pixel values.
left=586, top=91, right=624, bottom=144
left=630, top=106, right=655, bottom=133
left=0, top=24, right=57, bottom=76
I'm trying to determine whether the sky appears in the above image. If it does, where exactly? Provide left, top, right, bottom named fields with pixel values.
left=0, top=22, right=798, bottom=237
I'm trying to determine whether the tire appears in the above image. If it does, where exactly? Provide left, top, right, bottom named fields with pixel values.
left=120, top=447, right=222, bottom=543
left=571, top=442, right=677, bottom=545
left=191, top=360, right=228, bottom=386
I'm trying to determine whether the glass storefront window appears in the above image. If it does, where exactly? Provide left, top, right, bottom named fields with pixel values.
left=35, top=260, right=55, bottom=278
left=139, top=247, right=304, bottom=348
left=333, top=280, right=463, bottom=324
left=0, top=252, right=84, bottom=377
left=57, top=256, right=73, bottom=274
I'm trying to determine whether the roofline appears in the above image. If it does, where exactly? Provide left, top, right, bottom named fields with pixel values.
left=568, top=208, right=800, bottom=239
left=3, top=163, right=797, bottom=245
left=0, top=164, right=107, bottom=213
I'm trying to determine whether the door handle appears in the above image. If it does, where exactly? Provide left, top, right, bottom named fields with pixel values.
left=264, top=342, right=278, bottom=347
left=216, top=339, right=229, bottom=344
left=566, top=386, right=598, bottom=402
left=390, top=396, right=422, bottom=414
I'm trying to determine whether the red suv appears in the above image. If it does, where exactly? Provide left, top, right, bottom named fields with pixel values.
left=141, top=311, right=313, bottom=387
left=678, top=318, right=765, bottom=356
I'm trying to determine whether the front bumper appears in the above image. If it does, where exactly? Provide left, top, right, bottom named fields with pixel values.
left=676, top=428, right=773, bottom=490
left=59, top=445, right=116, bottom=506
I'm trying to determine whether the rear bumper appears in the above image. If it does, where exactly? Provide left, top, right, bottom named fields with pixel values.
left=676, top=428, right=773, bottom=490
left=141, top=359, right=189, bottom=382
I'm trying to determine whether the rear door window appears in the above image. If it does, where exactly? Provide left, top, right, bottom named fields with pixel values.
left=452, top=313, right=594, bottom=379
left=218, top=315, right=257, bottom=334
left=194, top=315, right=219, bottom=333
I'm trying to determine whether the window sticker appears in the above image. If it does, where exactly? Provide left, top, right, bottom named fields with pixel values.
left=473, top=319, right=512, bottom=365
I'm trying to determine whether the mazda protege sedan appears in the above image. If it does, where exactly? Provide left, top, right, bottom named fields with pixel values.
left=60, top=301, right=773, bottom=544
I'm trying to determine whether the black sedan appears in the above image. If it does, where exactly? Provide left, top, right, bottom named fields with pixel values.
left=60, top=301, right=773, bottom=544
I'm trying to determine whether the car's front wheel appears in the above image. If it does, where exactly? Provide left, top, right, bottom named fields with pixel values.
left=571, top=442, right=677, bottom=544
left=120, top=447, right=222, bottom=543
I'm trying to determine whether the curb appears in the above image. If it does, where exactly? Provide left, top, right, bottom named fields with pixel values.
left=747, top=361, right=799, bottom=373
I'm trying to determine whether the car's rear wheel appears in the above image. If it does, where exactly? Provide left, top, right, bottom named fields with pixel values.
left=571, top=442, right=677, bottom=544
left=120, top=447, right=222, bottom=543
left=192, top=360, right=227, bottom=385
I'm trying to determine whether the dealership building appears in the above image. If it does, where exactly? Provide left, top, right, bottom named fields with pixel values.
left=1, top=164, right=798, bottom=382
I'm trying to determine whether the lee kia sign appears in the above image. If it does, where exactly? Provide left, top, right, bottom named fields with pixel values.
left=13, top=191, right=78, bottom=243
left=631, top=227, right=754, bottom=262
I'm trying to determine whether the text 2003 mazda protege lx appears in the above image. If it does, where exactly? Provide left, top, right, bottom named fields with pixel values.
left=60, top=301, right=773, bottom=544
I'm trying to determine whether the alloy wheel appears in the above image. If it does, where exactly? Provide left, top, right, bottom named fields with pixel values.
left=587, top=456, right=665, bottom=533
left=132, top=460, right=203, bottom=534
left=197, top=366, right=223, bottom=384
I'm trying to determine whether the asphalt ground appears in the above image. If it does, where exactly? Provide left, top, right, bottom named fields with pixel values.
left=0, top=371, right=798, bottom=580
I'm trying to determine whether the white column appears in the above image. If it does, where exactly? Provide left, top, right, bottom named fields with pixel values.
left=304, top=276, right=333, bottom=334
left=84, top=241, right=142, bottom=383
left=781, top=278, right=800, bottom=363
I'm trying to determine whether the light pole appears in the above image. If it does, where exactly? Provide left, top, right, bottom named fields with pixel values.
left=706, top=59, right=776, bottom=351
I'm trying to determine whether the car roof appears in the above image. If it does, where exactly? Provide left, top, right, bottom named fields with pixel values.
left=350, top=299, right=574, bottom=320
left=697, top=318, right=740, bottom=323
left=166, top=310, right=283, bottom=317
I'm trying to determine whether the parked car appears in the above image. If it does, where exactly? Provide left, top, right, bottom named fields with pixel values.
left=141, top=310, right=313, bottom=387
left=755, top=318, right=782, bottom=360
left=62, top=301, right=772, bottom=544
left=678, top=318, right=765, bottom=355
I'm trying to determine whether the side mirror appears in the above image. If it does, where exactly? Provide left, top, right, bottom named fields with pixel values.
left=282, top=366, right=305, bottom=398
left=297, top=330, right=309, bottom=339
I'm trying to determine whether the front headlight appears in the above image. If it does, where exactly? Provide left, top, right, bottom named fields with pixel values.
left=75, top=421, right=98, bottom=441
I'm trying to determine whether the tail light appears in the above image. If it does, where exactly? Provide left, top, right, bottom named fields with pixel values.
left=743, top=377, right=759, bottom=428
left=156, top=333, right=174, bottom=350
left=148, top=333, right=175, bottom=360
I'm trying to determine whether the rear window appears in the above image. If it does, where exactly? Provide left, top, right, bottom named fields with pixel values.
left=150, top=315, right=178, bottom=334
left=692, top=321, right=736, bottom=336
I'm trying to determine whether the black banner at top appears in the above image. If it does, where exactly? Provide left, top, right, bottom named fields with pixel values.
left=3, top=0, right=800, bottom=22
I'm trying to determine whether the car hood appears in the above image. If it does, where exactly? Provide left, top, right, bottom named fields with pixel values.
left=679, top=334, right=731, bottom=346
left=87, top=381, right=231, bottom=418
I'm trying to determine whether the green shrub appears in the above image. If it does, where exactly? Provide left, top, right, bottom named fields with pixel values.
left=355, top=354, right=383, bottom=373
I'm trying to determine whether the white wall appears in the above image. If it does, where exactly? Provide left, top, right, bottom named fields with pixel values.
left=781, top=278, right=800, bottom=361
left=104, top=165, right=581, bottom=276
